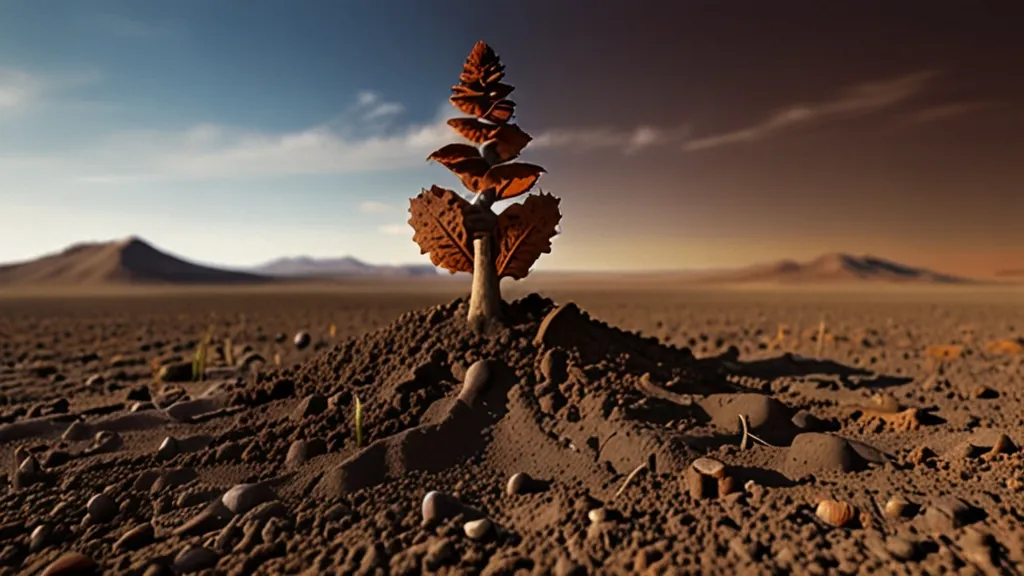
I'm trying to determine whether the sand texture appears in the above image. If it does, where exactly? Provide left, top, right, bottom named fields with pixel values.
left=1, top=286, right=1023, bottom=575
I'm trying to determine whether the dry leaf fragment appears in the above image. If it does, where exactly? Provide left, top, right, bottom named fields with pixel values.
left=408, top=186, right=474, bottom=274
left=494, top=192, right=561, bottom=279
left=448, top=158, right=491, bottom=193
left=449, top=94, right=493, bottom=118
left=485, top=162, right=546, bottom=199
left=483, top=99, right=516, bottom=124
left=447, top=118, right=496, bottom=144
left=486, top=124, right=532, bottom=162
left=427, top=144, right=481, bottom=167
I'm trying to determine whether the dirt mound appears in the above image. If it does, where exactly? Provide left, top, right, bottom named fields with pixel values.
left=0, top=237, right=268, bottom=286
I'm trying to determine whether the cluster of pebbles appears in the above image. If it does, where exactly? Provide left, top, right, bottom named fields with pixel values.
left=0, top=291, right=1023, bottom=574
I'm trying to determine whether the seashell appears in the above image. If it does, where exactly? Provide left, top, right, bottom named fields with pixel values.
left=691, top=457, right=727, bottom=479
left=815, top=499, right=856, bottom=527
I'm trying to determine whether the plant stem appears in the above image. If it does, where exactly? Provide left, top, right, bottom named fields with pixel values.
left=468, top=233, right=501, bottom=330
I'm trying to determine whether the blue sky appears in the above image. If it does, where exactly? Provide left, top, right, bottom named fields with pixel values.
left=0, top=1, right=554, bottom=267
left=2, top=1, right=1021, bottom=275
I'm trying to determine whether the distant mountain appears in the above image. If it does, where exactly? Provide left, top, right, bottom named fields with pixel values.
left=0, top=237, right=269, bottom=285
left=251, top=256, right=439, bottom=278
left=995, top=269, right=1024, bottom=278
left=689, top=253, right=975, bottom=284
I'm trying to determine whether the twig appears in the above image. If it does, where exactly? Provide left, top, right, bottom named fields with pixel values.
left=613, top=462, right=647, bottom=500
left=636, top=379, right=694, bottom=406
left=738, top=414, right=775, bottom=449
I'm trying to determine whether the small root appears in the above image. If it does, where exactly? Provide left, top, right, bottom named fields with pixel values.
left=613, top=462, right=647, bottom=500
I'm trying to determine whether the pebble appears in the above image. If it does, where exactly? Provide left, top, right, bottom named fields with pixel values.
left=587, top=508, right=607, bottom=524
left=294, top=331, right=311, bottom=350
left=463, top=518, right=493, bottom=540
left=174, top=546, right=219, bottom=573
left=222, top=483, right=277, bottom=515
left=150, top=468, right=198, bottom=494
left=506, top=472, right=533, bottom=496
left=459, top=360, right=492, bottom=407
left=422, top=491, right=462, bottom=527
left=285, top=438, right=327, bottom=467
left=989, top=433, right=1017, bottom=455
left=885, top=536, right=918, bottom=561
left=62, top=421, right=93, bottom=442
left=884, top=495, right=916, bottom=519
left=691, top=457, right=727, bottom=479
left=293, top=395, right=327, bottom=420
left=40, top=552, right=98, bottom=575
left=29, top=524, right=51, bottom=552
left=19, top=455, right=39, bottom=474
left=540, top=348, right=569, bottom=385
left=816, top=499, right=856, bottom=527
left=87, top=493, right=117, bottom=523
left=923, top=497, right=982, bottom=532
left=113, top=522, right=155, bottom=552
left=791, top=410, right=825, bottom=431
left=157, top=437, right=179, bottom=460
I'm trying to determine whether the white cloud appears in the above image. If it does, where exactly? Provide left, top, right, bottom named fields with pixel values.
left=533, top=124, right=688, bottom=154
left=359, top=200, right=395, bottom=213
left=0, top=68, right=101, bottom=116
left=378, top=224, right=409, bottom=236
left=911, top=101, right=994, bottom=123
left=684, top=71, right=938, bottom=151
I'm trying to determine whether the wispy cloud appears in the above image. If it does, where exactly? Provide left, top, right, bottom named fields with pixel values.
left=684, top=71, right=939, bottom=151
left=359, top=200, right=396, bottom=214
left=534, top=124, right=690, bottom=154
left=377, top=224, right=409, bottom=236
left=0, top=68, right=101, bottom=116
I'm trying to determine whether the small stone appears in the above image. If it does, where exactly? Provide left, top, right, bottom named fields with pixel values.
left=41, top=450, right=71, bottom=469
left=684, top=466, right=707, bottom=499
left=174, top=501, right=233, bottom=537
left=458, top=360, right=491, bottom=407
left=29, top=524, right=51, bottom=552
left=174, top=546, right=219, bottom=573
left=587, top=508, right=607, bottom=524
left=463, top=518, right=493, bottom=541
left=717, top=476, right=736, bottom=498
left=113, top=522, right=155, bottom=552
left=989, top=434, right=1017, bottom=455
left=285, top=439, right=327, bottom=467
left=19, top=455, right=39, bottom=474
left=791, top=410, right=825, bottom=431
left=40, top=552, right=98, bottom=575
left=923, top=497, right=984, bottom=532
left=884, top=495, right=916, bottom=519
left=150, top=468, right=198, bottom=494
left=293, top=394, right=327, bottom=419
left=62, top=421, right=93, bottom=442
left=815, top=500, right=857, bottom=527
left=157, top=361, right=194, bottom=383
left=222, top=483, right=276, bottom=515
left=506, top=472, right=533, bottom=496
left=87, top=493, right=118, bottom=523
left=870, top=393, right=901, bottom=413
left=907, top=445, right=937, bottom=466
left=885, top=536, right=918, bottom=561
left=293, top=331, right=311, bottom=350
left=540, top=348, right=569, bottom=386
left=421, top=491, right=461, bottom=527
left=972, top=386, right=998, bottom=399
left=158, top=437, right=179, bottom=460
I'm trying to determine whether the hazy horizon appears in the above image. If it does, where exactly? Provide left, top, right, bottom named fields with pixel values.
left=2, top=1, right=1022, bottom=276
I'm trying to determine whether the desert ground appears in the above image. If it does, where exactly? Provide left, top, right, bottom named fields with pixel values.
left=1, top=281, right=1023, bottom=575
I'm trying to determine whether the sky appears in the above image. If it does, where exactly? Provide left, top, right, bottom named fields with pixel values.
left=1, top=0, right=1022, bottom=276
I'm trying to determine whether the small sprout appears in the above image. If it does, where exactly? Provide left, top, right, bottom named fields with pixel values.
left=223, top=337, right=235, bottom=367
left=354, top=395, right=364, bottom=447
left=191, top=326, right=212, bottom=382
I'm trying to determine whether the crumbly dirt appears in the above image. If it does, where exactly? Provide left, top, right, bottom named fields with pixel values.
left=1, top=287, right=1022, bottom=575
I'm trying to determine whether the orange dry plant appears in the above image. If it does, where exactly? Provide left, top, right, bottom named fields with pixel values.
left=408, top=41, right=561, bottom=330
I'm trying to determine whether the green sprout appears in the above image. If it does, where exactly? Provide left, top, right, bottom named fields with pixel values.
left=192, top=325, right=213, bottom=382
left=354, top=395, right=364, bottom=447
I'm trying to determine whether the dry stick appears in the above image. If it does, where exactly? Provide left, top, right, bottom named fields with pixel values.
left=613, top=463, right=648, bottom=500
left=738, top=414, right=776, bottom=449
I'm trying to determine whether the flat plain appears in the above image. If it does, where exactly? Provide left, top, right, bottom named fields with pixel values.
left=1, top=281, right=1023, bottom=575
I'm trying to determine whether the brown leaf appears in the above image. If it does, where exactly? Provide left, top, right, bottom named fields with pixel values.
left=485, top=162, right=546, bottom=200
left=459, top=41, right=504, bottom=85
left=447, top=118, right=496, bottom=144
left=485, top=82, right=516, bottom=101
left=483, top=99, right=516, bottom=124
left=448, top=157, right=491, bottom=193
left=449, top=94, right=492, bottom=118
left=494, top=193, right=562, bottom=280
left=427, top=143, right=480, bottom=168
left=487, top=124, right=532, bottom=162
left=408, top=186, right=474, bottom=274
